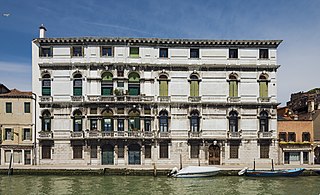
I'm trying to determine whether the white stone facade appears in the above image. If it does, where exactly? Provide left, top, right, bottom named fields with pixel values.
left=32, top=31, right=281, bottom=167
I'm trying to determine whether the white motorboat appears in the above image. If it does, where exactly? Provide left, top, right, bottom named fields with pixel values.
left=169, top=166, right=220, bottom=178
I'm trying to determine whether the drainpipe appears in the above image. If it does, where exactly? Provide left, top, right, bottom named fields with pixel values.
left=32, top=93, right=37, bottom=165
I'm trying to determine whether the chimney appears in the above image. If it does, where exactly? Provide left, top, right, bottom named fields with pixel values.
left=39, top=24, right=47, bottom=38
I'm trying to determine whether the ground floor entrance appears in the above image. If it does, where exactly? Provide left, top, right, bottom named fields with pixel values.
left=208, top=145, right=220, bottom=165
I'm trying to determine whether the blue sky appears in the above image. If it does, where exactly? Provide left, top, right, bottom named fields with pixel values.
left=1, top=0, right=319, bottom=105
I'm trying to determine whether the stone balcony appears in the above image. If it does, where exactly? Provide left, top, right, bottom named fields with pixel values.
left=85, top=130, right=155, bottom=139
left=227, top=131, right=242, bottom=139
left=38, top=131, right=53, bottom=139
left=188, top=131, right=201, bottom=138
left=257, top=97, right=271, bottom=103
left=87, top=95, right=153, bottom=102
left=71, top=96, right=84, bottom=102
left=227, top=97, right=240, bottom=103
left=158, top=96, right=171, bottom=102
left=158, top=131, right=171, bottom=138
left=258, top=131, right=273, bottom=139
left=188, top=96, right=201, bottom=102
left=70, top=131, right=84, bottom=139
left=39, top=96, right=53, bottom=103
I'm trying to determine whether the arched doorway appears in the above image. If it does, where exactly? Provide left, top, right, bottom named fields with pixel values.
left=209, top=145, right=220, bottom=165
left=101, top=144, right=114, bottom=165
left=315, top=147, right=320, bottom=164
left=128, top=144, right=141, bottom=165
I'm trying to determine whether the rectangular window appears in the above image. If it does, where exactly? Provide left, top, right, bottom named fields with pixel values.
left=117, top=119, right=124, bottom=131
left=303, top=152, right=309, bottom=164
left=190, top=144, right=199, bottom=158
left=129, top=118, right=140, bottom=131
left=90, top=119, right=98, bottom=131
left=145, top=145, right=152, bottom=159
left=101, top=46, right=113, bottom=57
left=129, top=47, right=139, bottom=58
left=13, top=150, right=22, bottom=163
left=5, top=150, right=11, bottom=163
left=72, top=46, right=83, bottom=57
left=42, top=146, right=51, bottom=159
left=259, top=49, right=269, bottom=59
left=260, top=144, right=269, bottom=159
left=23, top=128, right=31, bottom=140
left=40, top=47, right=52, bottom=57
left=159, top=48, right=168, bottom=58
left=42, top=80, right=51, bottom=96
left=118, top=144, right=124, bottom=158
left=288, top=132, right=296, bottom=142
left=229, top=49, right=238, bottom=59
left=302, top=132, right=310, bottom=142
left=229, top=145, right=239, bottom=159
left=24, top=102, right=30, bottom=113
left=259, top=82, right=268, bottom=98
left=24, top=150, right=31, bottom=165
left=117, top=82, right=124, bottom=88
left=5, top=128, right=13, bottom=140
left=190, top=48, right=199, bottom=58
left=74, top=118, right=82, bottom=131
left=144, top=119, right=151, bottom=132
left=284, top=152, right=289, bottom=164
left=73, top=146, right=83, bottom=159
left=159, top=143, right=168, bottom=158
left=6, top=102, right=12, bottom=113
left=90, top=145, right=97, bottom=158
left=279, top=132, right=287, bottom=142
left=102, top=118, right=113, bottom=131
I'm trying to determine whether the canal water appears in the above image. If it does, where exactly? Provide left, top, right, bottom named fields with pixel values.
left=0, top=175, right=319, bottom=195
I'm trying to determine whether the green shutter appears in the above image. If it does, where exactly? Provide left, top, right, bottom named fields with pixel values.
left=260, top=82, right=268, bottom=97
left=74, top=88, right=82, bottom=96
left=129, top=87, right=139, bottom=96
left=229, top=81, right=238, bottom=97
left=190, top=81, right=199, bottom=97
left=159, top=81, right=168, bottom=96
left=130, top=47, right=139, bottom=58
left=102, top=88, right=112, bottom=95
left=134, top=117, right=140, bottom=130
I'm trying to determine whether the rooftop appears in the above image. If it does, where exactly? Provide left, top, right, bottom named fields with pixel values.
left=0, top=89, right=32, bottom=98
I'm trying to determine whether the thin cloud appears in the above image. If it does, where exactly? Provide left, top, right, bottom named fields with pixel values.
left=0, top=61, right=30, bottom=73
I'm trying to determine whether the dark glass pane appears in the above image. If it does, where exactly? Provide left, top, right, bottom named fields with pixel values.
left=159, top=48, right=168, bottom=58
left=190, top=48, right=199, bottom=58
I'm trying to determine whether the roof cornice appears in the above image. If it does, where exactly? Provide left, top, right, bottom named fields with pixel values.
left=33, top=37, right=282, bottom=48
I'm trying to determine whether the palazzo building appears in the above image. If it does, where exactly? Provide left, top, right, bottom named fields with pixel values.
left=32, top=26, right=281, bottom=166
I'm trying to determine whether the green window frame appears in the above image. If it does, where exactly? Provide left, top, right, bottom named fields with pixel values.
left=159, top=80, right=168, bottom=96
left=73, top=79, right=82, bottom=96
left=129, top=47, right=139, bottom=58
left=128, top=72, right=140, bottom=96
left=6, top=102, right=12, bottom=113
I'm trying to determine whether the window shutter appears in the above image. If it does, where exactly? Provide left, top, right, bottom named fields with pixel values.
left=260, top=82, right=268, bottom=97
left=134, top=117, right=140, bottom=130
left=22, top=129, right=24, bottom=141
left=229, top=82, right=234, bottom=97
left=159, top=81, right=168, bottom=96
left=194, top=81, right=199, bottom=96
left=190, top=81, right=196, bottom=96
left=11, top=130, right=14, bottom=140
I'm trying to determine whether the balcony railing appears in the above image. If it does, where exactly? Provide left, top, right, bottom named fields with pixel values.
left=39, top=131, right=53, bottom=139
left=188, top=96, right=201, bottom=102
left=258, top=97, right=271, bottom=103
left=189, top=131, right=201, bottom=138
left=71, top=96, right=84, bottom=102
left=71, top=131, right=84, bottom=138
left=258, top=131, right=273, bottom=139
left=101, top=131, right=114, bottom=137
left=227, top=131, right=241, bottom=139
left=158, top=131, right=171, bottom=138
left=227, top=97, right=240, bottom=103
left=39, top=96, right=53, bottom=102
left=158, top=96, right=171, bottom=102
left=85, top=130, right=154, bottom=138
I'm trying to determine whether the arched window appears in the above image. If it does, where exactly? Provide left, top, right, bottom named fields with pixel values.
left=41, top=110, right=51, bottom=131
left=128, top=72, right=140, bottom=96
left=259, top=111, right=269, bottom=132
left=190, top=74, right=199, bottom=97
left=101, top=109, right=113, bottom=131
left=73, top=74, right=82, bottom=96
left=42, top=74, right=51, bottom=96
left=159, top=75, right=168, bottom=96
left=259, top=74, right=268, bottom=98
left=229, top=74, right=238, bottom=97
left=101, top=72, right=113, bottom=96
left=128, top=109, right=140, bottom=131
left=159, top=110, right=168, bottom=132
left=73, top=110, right=83, bottom=132
left=229, top=111, right=238, bottom=132
left=190, top=110, right=200, bottom=132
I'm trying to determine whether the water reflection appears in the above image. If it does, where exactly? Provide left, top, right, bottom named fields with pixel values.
left=0, top=175, right=319, bottom=195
